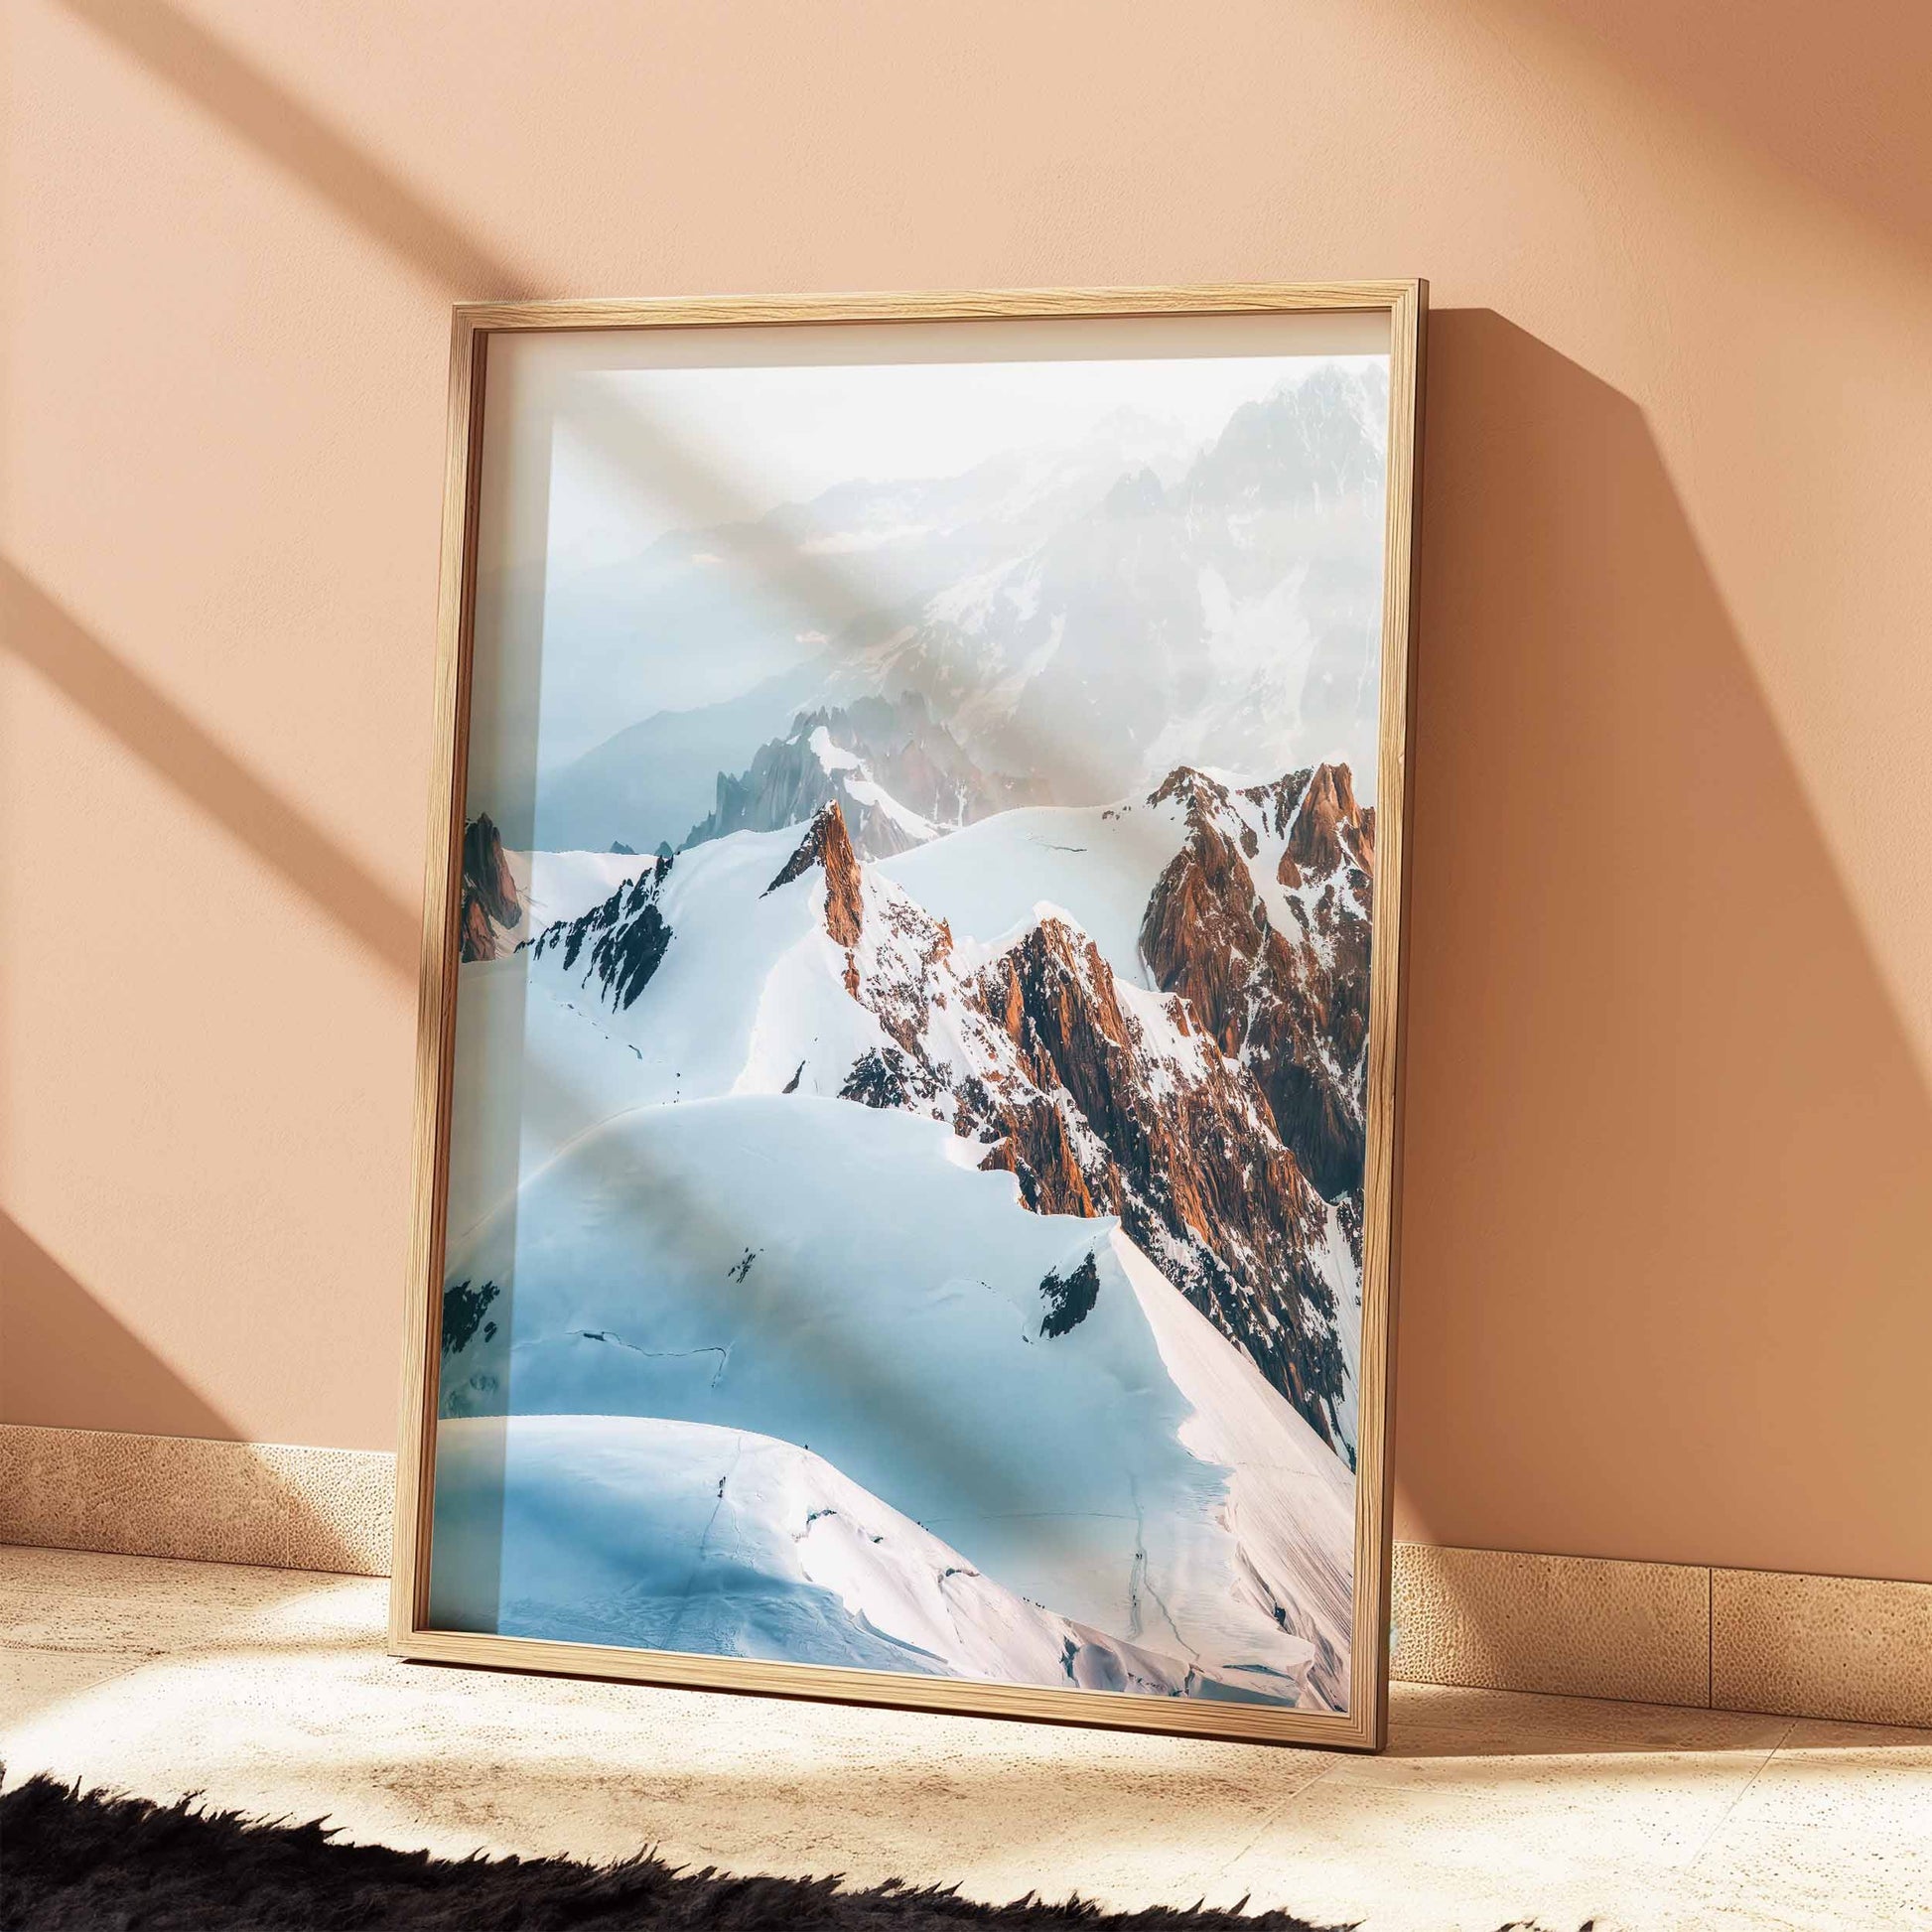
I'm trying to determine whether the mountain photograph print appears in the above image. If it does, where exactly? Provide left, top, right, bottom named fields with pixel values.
left=402, top=291, right=1422, bottom=1745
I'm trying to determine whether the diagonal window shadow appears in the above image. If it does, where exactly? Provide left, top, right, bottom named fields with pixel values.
left=56, top=0, right=530, bottom=298
left=1, top=1212, right=237, bottom=1439
left=0, top=562, right=419, bottom=980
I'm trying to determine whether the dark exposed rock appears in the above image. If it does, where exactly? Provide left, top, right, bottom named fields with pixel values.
left=458, top=813, right=522, bottom=961
left=531, top=859, right=675, bottom=1012
left=1038, top=1253, right=1102, bottom=1337
left=441, top=1280, right=498, bottom=1356
left=593, top=902, right=670, bottom=1010
left=839, top=1046, right=938, bottom=1111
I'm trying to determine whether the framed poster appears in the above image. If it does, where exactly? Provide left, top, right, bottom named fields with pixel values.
left=392, top=284, right=1425, bottom=1750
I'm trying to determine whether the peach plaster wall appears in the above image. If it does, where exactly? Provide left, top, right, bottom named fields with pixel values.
left=4, top=0, right=1930, bottom=1584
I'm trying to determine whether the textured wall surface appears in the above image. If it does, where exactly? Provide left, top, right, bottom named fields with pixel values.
left=4, top=0, right=1932, bottom=1583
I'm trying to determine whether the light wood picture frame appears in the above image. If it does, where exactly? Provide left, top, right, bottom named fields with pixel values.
left=391, top=282, right=1425, bottom=1751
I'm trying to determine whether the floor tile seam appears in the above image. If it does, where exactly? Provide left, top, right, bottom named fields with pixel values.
left=1207, top=1755, right=1345, bottom=1882
left=1680, top=1717, right=1795, bottom=1872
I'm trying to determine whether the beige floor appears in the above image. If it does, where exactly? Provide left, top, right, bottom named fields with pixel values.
left=3, top=1547, right=1928, bottom=1931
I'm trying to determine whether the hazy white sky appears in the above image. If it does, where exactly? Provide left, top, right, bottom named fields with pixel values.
left=544, top=353, right=1384, bottom=568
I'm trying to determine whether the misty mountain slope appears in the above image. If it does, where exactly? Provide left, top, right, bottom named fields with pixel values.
left=503, top=776, right=1364, bottom=1452
left=681, top=692, right=1031, bottom=861
left=437, top=1094, right=1351, bottom=1707
left=525, top=407, right=1208, bottom=850
left=853, top=363, right=1392, bottom=803
left=527, top=669, right=824, bottom=857
left=429, top=1415, right=1307, bottom=1701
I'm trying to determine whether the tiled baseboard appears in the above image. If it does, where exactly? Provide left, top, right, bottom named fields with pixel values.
left=0, top=1424, right=391, bottom=1577
left=1710, top=1565, right=1932, bottom=1728
left=5, top=1425, right=1928, bottom=1728
left=1392, top=1541, right=1932, bottom=1729
left=1391, top=1543, right=1713, bottom=1707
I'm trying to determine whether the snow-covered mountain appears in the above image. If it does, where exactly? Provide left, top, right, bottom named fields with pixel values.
left=522, top=366, right=1388, bottom=854
left=439, top=757, right=1375, bottom=1709
left=680, top=693, right=1032, bottom=861
left=506, top=761, right=1370, bottom=1454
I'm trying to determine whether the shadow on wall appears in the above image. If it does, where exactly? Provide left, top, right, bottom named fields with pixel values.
left=1484, top=0, right=1932, bottom=269
left=0, top=566, right=419, bottom=980
left=1395, top=311, right=1932, bottom=1579
left=0, top=1213, right=235, bottom=1439
left=0, top=1216, right=388, bottom=1575
left=54, top=0, right=530, bottom=298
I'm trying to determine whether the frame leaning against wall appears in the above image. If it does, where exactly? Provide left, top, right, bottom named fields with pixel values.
left=390, top=282, right=1427, bottom=1752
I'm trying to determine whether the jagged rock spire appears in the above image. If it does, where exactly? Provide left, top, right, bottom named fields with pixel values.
left=765, top=802, right=864, bottom=949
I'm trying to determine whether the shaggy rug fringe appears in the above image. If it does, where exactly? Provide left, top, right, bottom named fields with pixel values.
left=0, top=1770, right=1357, bottom=1932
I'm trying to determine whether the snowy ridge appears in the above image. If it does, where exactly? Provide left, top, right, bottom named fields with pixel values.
left=491, top=764, right=1370, bottom=1454
left=431, top=1415, right=1317, bottom=1702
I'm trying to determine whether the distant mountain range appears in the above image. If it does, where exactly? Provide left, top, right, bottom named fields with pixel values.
left=518, top=365, right=1388, bottom=855
left=680, top=692, right=1040, bottom=861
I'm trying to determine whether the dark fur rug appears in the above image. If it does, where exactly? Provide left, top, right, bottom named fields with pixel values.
left=1, top=1771, right=1362, bottom=1932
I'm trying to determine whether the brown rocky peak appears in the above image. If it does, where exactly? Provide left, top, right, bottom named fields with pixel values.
left=1148, top=764, right=1234, bottom=824
left=1144, top=766, right=1370, bottom=1204
left=985, top=916, right=1133, bottom=1064
left=1284, top=762, right=1365, bottom=880
left=458, top=812, right=522, bottom=962
left=765, top=801, right=864, bottom=949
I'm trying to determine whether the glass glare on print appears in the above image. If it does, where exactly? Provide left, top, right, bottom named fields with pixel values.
left=427, top=310, right=1392, bottom=1716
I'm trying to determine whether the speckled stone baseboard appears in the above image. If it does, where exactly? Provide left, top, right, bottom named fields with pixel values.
left=0, top=1425, right=392, bottom=1577
left=1394, top=1542, right=1932, bottom=1729
left=1391, top=1542, right=1712, bottom=1706
left=1713, top=1566, right=1932, bottom=1728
